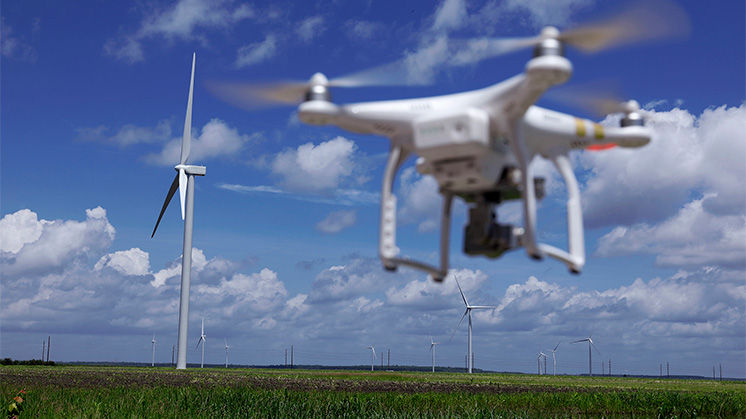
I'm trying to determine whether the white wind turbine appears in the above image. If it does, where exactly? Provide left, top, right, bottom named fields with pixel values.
left=572, top=336, right=600, bottom=376
left=150, top=53, right=206, bottom=370
left=536, top=351, right=547, bottom=375
left=196, top=317, right=207, bottom=368
left=428, top=334, right=440, bottom=373
left=224, top=338, right=231, bottom=368
left=365, top=346, right=376, bottom=371
left=151, top=334, right=156, bottom=367
left=548, top=341, right=561, bottom=375
left=449, top=276, right=497, bottom=373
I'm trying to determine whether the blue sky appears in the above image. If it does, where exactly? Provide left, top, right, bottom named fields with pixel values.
left=2, top=0, right=744, bottom=377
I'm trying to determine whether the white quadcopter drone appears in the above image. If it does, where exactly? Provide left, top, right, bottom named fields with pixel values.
left=211, top=1, right=687, bottom=282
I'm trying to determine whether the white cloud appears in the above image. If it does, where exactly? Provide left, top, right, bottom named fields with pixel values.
left=0, top=207, right=115, bottom=279
left=308, top=258, right=396, bottom=303
left=498, top=0, right=593, bottom=28
left=95, top=248, right=151, bottom=276
left=297, top=15, right=325, bottom=43
left=144, top=118, right=255, bottom=165
left=596, top=197, right=746, bottom=269
left=235, top=34, right=277, bottom=68
left=1, top=17, right=38, bottom=62
left=271, top=137, right=359, bottom=194
left=105, top=0, right=254, bottom=63
left=0, top=209, right=46, bottom=253
left=386, top=268, right=489, bottom=309
left=432, top=0, right=467, bottom=33
left=316, top=210, right=357, bottom=234
left=346, top=20, right=383, bottom=40
left=397, top=167, right=442, bottom=233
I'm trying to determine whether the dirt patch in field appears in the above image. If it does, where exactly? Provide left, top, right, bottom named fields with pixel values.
left=1, top=367, right=597, bottom=395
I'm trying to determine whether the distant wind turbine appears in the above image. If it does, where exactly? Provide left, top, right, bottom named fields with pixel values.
left=365, top=346, right=376, bottom=371
left=150, top=52, right=206, bottom=370
left=572, top=336, right=601, bottom=376
left=428, top=334, right=440, bottom=373
left=151, top=334, right=157, bottom=367
left=548, top=341, right=561, bottom=375
left=449, top=276, right=497, bottom=373
left=196, top=317, right=207, bottom=368
left=224, top=338, right=231, bottom=368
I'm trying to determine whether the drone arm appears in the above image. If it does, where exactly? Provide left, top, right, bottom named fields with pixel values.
left=379, top=145, right=452, bottom=282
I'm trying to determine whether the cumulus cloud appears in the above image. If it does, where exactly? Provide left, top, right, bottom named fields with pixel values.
left=316, top=210, right=357, bottom=234
left=95, top=248, right=151, bottom=276
left=143, top=118, right=255, bottom=165
left=0, top=207, right=115, bottom=279
left=235, top=34, right=277, bottom=68
left=308, top=258, right=396, bottom=303
left=271, top=137, right=360, bottom=194
left=105, top=0, right=254, bottom=63
left=397, top=167, right=442, bottom=233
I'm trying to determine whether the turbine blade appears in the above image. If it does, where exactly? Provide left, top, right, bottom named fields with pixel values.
left=181, top=53, right=195, bottom=165
left=151, top=173, right=180, bottom=238
left=178, top=168, right=187, bottom=220
left=591, top=340, right=602, bottom=356
left=571, top=339, right=588, bottom=344
left=449, top=309, right=469, bottom=342
left=553, top=341, right=561, bottom=351
left=454, top=276, right=469, bottom=307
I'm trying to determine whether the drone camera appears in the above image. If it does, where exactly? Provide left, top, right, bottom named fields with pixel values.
left=621, top=112, right=645, bottom=127
left=463, top=202, right=521, bottom=258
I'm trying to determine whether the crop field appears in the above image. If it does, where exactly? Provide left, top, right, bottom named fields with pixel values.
left=2, top=365, right=744, bottom=418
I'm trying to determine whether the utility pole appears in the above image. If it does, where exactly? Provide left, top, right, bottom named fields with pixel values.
left=285, top=349, right=288, bottom=368
left=172, top=345, right=175, bottom=367
left=465, top=355, right=468, bottom=372
left=719, top=364, right=722, bottom=381
left=291, top=345, right=294, bottom=369
left=667, top=361, right=670, bottom=378
left=602, top=361, right=605, bottom=376
left=713, top=367, right=716, bottom=380
left=42, top=340, right=45, bottom=361
left=47, top=336, right=50, bottom=362
left=472, top=352, right=475, bottom=372
left=660, top=363, right=663, bottom=378
left=387, top=348, right=390, bottom=369
left=609, top=359, right=612, bottom=376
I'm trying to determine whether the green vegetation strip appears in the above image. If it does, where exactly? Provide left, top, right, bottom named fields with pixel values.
left=2, top=365, right=744, bottom=418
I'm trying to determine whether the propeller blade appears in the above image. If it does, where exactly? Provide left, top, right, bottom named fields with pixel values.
left=449, top=309, right=469, bottom=342
left=558, top=0, right=689, bottom=53
left=151, top=173, right=180, bottom=238
left=181, top=53, right=195, bottom=165
left=178, top=168, right=187, bottom=220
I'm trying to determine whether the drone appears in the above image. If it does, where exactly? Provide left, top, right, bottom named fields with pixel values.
left=211, top=1, right=687, bottom=282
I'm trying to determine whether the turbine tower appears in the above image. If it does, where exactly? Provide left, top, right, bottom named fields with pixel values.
left=151, top=334, right=156, bottom=367
left=449, top=276, right=497, bottom=373
left=224, top=338, right=231, bottom=368
left=151, top=53, right=206, bottom=370
left=365, top=346, right=376, bottom=371
left=548, top=341, right=561, bottom=375
left=428, top=334, right=440, bottom=373
left=572, top=336, right=600, bottom=376
left=196, top=317, right=207, bottom=368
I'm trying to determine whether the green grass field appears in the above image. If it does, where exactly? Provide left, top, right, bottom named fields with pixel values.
left=2, top=365, right=744, bottom=418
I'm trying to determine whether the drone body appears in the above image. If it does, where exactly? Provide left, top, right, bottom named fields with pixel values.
left=296, top=48, right=650, bottom=281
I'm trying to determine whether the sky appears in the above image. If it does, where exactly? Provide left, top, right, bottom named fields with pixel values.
left=1, top=0, right=744, bottom=378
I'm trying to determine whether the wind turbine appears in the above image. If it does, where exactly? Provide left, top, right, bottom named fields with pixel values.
left=536, top=351, right=546, bottom=375
left=572, top=336, right=600, bottom=376
left=224, top=338, right=231, bottom=368
left=428, top=334, right=440, bottom=373
left=449, top=276, right=497, bottom=373
left=365, top=346, right=376, bottom=371
left=151, top=53, right=206, bottom=370
left=196, top=317, right=207, bottom=368
left=151, top=334, right=156, bottom=367
left=548, top=341, right=561, bottom=375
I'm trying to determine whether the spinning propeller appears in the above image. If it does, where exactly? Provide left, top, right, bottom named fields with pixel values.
left=209, top=0, right=688, bottom=110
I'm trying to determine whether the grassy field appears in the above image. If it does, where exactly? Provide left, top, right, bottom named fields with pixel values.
left=2, top=365, right=744, bottom=418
